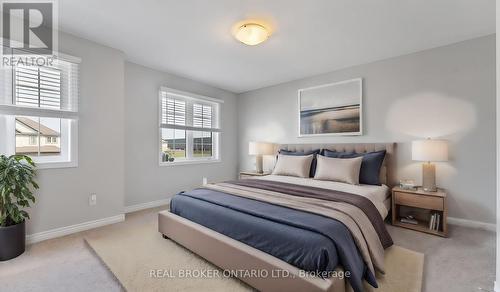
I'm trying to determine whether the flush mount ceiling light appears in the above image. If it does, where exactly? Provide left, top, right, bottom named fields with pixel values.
left=234, top=23, right=270, bottom=46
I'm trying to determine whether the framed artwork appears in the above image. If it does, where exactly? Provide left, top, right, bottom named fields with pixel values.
left=298, top=78, right=362, bottom=136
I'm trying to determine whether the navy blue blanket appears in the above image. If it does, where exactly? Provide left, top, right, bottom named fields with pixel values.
left=170, top=189, right=377, bottom=292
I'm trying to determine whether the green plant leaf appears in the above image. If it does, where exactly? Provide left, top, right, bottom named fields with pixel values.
left=0, top=155, right=38, bottom=226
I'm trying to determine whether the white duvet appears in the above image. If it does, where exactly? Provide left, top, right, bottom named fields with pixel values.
left=256, top=175, right=390, bottom=219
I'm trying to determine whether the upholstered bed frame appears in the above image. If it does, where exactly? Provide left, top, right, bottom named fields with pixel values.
left=158, top=143, right=396, bottom=292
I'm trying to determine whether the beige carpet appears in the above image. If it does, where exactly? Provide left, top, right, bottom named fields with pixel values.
left=85, top=210, right=423, bottom=292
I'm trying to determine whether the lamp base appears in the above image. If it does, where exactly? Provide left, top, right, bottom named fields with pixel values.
left=255, top=155, right=263, bottom=174
left=422, top=162, right=437, bottom=192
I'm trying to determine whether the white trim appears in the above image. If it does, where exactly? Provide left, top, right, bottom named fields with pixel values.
left=0, top=42, right=82, bottom=64
left=26, top=214, right=125, bottom=244
left=159, top=159, right=221, bottom=167
left=56, top=52, right=82, bottom=64
left=448, top=217, right=496, bottom=232
left=494, top=281, right=499, bottom=292
left=496, top=2, right=500, bottom=289
left=297, top=78, right=363, bottom=137
left=0, top=104, right=79, bottom=119
left=36, top=160, right=78, bottom=169
left=160, top=86, right=224, bottom=104
left=124, top=198, right=171, bottom=214
left=159, top=123, right=221, bottom=132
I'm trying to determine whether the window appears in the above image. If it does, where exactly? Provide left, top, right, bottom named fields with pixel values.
left=16, top=117, right=61, bottom=156
left=0, top=52, right=80, bottom=168
left=159, top=87, right=222, bottom=165
left=29, top=136, right=38, bottom=145
left=46, top=136, right=57, bottom=144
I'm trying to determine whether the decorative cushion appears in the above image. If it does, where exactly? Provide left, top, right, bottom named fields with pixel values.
left=272, top=154, right=314, bottom=178
left=314, top=155, right=363, bottom=185
left=279, top=149, right=320, bottom=177
left=322, top=149, right=387, bottom=185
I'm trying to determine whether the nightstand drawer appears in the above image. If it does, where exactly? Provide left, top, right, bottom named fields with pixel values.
left=394, top=191, right=444, bottom=211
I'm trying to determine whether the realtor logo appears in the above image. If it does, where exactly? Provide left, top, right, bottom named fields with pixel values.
left=2, top=1, right=55, bottom=55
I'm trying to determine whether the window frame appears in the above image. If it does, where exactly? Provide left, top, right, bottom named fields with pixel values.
left=158, top=87, right=223, bottom=166
left=0, top=52, right=80, bottom=169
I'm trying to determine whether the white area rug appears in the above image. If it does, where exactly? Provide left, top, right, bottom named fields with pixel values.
left=85, top=209, right=423, bottom=292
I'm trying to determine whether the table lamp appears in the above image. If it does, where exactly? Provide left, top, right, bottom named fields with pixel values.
left=248, top=142, right=274, bottom=173
left=412, top=139, right=448, bottom=192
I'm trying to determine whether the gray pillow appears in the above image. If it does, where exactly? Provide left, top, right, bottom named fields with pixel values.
left=272, top=154, right=314, bottom=178
left=322, top=149, right=387, bottom=185
left=279, top=149, right=320, bottom=177
left=314, top=155, right=363, bottom=185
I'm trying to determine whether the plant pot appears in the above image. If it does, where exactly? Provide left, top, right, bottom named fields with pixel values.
left=0, top=221, right=26, bottom=261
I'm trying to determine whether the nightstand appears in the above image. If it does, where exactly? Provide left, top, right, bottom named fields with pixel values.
left=391, top=186, right=448, bottom=237
left=239, top=171, right=270, bottom=179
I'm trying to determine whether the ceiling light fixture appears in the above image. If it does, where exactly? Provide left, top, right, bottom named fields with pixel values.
left=234, top=23, right=270, bottom=46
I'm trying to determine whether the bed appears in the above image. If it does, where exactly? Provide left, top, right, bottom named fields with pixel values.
left=158, top=143, right=396, bottom=292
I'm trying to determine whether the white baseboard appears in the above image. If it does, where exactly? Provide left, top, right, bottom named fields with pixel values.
left=124, top=198, right=170, bottom=214
left=26, top=214, right=125, bottom=245
left=26, top=199, right=170, bottom=245
left=448, top=216, right=496, bottom=232
left=24, top=207, right=493, bottom=246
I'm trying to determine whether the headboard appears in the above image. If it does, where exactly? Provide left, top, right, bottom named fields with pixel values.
left=276, top=143, right=397, bottom=187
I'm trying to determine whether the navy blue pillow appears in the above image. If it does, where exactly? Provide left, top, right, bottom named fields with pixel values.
left=320, top=150, right=357, bottom=158
left=322, top=149, right=387, bottom=185
left=279, top=149, right=320, bottom=178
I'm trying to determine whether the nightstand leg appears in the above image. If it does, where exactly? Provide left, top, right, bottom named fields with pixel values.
left=443, top=196, right=448, bottom=236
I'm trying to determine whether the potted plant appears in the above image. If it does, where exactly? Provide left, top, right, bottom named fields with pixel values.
left=162, top=151, right=169, bottom=162
left=168, top=152, right=175, bottom=162
left=163, top=150, right=175, bottom=162
left=0, top=155, right=38, bottom=261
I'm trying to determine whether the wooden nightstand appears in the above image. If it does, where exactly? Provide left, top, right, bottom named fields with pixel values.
left=239, top=171, right=270, bottom=179
left=392, top=186, right=448, bottom=237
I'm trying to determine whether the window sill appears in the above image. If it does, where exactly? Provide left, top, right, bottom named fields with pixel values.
left=36, top=160, right=78, bottom=170
left=159, top=159, right=221, bottom=167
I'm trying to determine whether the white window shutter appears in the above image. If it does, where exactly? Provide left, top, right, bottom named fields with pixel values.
left=160, top=90, right=221, bottom=132
left=0, top=54, right=80, bottom=118
left=193, top=103, right=212, bottom=129
left=57, top=58, right=80, bottom=113
left=15, top=65, right=62, bottom=109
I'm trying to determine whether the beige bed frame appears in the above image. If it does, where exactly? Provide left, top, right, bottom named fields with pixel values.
left=158, top=143, right=396, bottom=292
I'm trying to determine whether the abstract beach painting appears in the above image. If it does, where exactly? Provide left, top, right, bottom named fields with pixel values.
left=298, top=78, right=362, bottom=136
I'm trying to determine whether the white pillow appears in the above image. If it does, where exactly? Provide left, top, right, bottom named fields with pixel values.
left=272, top=154, right=314, bottom=178
left=314, top=155, right=363, bottom=185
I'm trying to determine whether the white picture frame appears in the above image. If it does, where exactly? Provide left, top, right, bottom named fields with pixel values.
left=298, top=78, right=363, bottom=137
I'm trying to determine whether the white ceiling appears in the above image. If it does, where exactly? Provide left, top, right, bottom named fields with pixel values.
left=58, top=0, right=495, bottom=93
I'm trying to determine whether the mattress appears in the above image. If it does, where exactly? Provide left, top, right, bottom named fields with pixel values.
left=256, top=175, right=390, bottom=219
left=170, top=189, right=375, bottom=292
left=170, top=191, right=340, bottom=272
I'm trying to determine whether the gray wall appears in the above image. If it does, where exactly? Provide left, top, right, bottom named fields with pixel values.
left=237, top=35, right=496, bottom=224
left=28, top=32, right=126, bottom=235
left=25, top=33, right=495, bottom=235
left=124, top=62, right=238, bottom=207
left=27, top=38, right=239, bottom=235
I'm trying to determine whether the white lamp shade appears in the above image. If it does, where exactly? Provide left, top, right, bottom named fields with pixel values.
left=234, top=23, right=269, bottom=46
left=412, top=139, right=448, bottom=162
left=249, top=142, right=274, bottom=155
